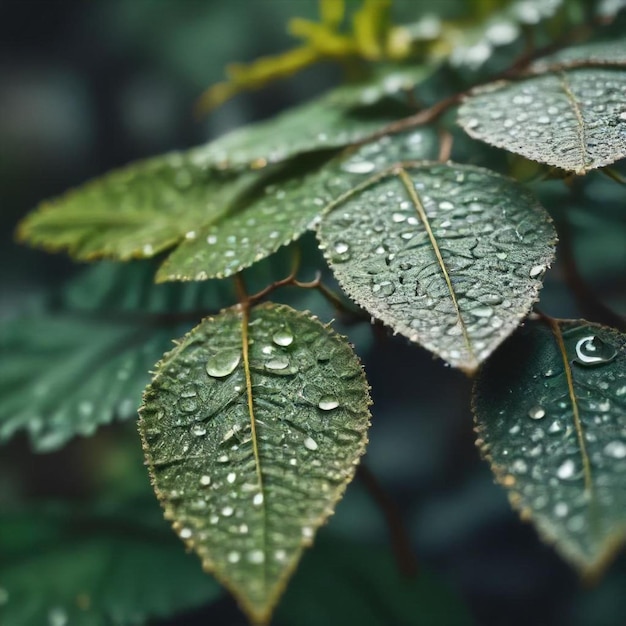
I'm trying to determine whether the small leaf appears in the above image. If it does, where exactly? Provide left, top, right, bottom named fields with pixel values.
left=458, top=68, right=626, bottom=174
left=157, top=129, right=438, bottom=282
left=0, top=261, right=234, bottom=451
left=473, top=319, right=626, bottom=575
left=318, top=162, right=556, bottom=372
left=0, top=499, right=221, bottom=626
left=138, top=303, right=372, bottom=624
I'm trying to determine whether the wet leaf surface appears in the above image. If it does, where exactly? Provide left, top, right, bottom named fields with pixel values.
left=458, top=68, right=626, bottom=174
left=473, top=319, right=626, bottom=574
left=530, top=36, right=626, bottom=72
left=157, top=129, right=438, bottom=282
left=139, top=303, right=371, bottom=624
left=318, top=162, right=556, bottom=372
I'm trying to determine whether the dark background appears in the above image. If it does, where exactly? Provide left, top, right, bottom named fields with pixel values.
left=1, top=2, right=625, bottom=625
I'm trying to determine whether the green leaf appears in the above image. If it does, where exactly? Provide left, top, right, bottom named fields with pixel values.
left=138, top=303, right=372, bottom=624
left=157, top=129, right=438, bottom=282
left=0, top=499, right=220, bottom=626
left=473, top=319, right=626, bottom=575
left=276, top=534, right=475, bottom=626
left=458, top=68, right=626, bottom=174
left=318, top=162, right=556, bottom=372
left=0, top=261, right=234, bottom=451
left=201, top=85, right=406, bottom=171
left=17, top=150, right=258, bottom=261
left=530, top=36, right=626, bottom=72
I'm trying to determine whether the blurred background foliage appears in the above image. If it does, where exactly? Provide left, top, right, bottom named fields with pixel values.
left=1, top=1, right=625, bottom=625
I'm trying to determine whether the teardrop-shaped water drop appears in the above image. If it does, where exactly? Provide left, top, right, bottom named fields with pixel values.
left=206, top=349, right=240, bottom=378
left=266, top=354, right=290, bottom=370
left=528, top=405, right=545, bottom=420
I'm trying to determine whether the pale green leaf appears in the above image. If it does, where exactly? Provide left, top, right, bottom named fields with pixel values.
left=0, top=499, right=220, bottom=626
left=473, top=319, right=626, bottom=575
left=530, top=36, right=626, bottom=72
left=201, top=84, right=407, bottom=170
left=458, top=68, right=626, bottom=174
left=138, top=303, right=372, bottom=624
left=0, top=261, right=234, bottom=451
left=318, top=163, right=556, bottom=372
left=17, top=151, right=258, bottom=261
left=157, top=129, right=438, bottom=282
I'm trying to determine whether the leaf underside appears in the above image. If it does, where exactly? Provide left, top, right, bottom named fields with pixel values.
left=318, top=162, right=556, bottom=372
left=458, top=68, right=626, bottom=174
left=138, top=303, right=371, bottom=624
left=473, top=319, right=626, bottom=575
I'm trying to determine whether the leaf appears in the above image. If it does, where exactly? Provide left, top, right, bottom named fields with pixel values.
left=458, top=68, right=626, bottom=174
left=276, top=534, right=475, bottom=626
left=17, top=151, right=258, bottom=261
left=138, top=303, right=372, bottom=624
left=473, top=318, right=626, bottom=575
left=530, top=36, right=626, bottom=72
left=197, top=85, right=406, bottom=171
left=0, top=261, right=234, bottom=451
left=157, top=128, right=439, bottom=282
left=0, top=499, right=221, bottom=626
left=318, top=162, right=556, bottom=372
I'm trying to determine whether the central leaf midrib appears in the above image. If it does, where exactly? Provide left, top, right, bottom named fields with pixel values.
left=396, top=168, right=475, bottom=366
left=558, top=72, right=588, bottom=173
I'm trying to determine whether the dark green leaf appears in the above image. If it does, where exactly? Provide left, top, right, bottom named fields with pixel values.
left=318, top=163, right=556, bottom=372
left=276, top=534, right=475, bottom=626
left=157, top=129, right=438, bottom=282
left=458, top=68, right=626, bottom=174
left=17, top=150, right=258, bottom=261
left=530, top=36, right=626, bottom=72
left=0, top=261, right=233, bottom=451
left=139, top=303, right=372, bottom=624
left=0, top=499, right=220, bottom=626
left=473, top=319, right=626, bottom=574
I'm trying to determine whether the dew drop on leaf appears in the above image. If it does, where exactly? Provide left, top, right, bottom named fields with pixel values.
left=266, top=355, right=290, bottom=370
left=272, top=329, right=294, bottom=347
left=206, top=350, right=240, bottom=378
left=528, top=405, right=546, bottom=420
left=573, top=335, right=617, bottom=367
left=318, top=396, right=340, bottom=411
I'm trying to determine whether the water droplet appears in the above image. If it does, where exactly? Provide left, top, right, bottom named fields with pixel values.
left=191, top=424, right=206, bottom=437
left=253, top=492, right=264, bottom=506
left=206, top=350, right=241, bottom=377
left=528, top=405, right=545, bottom=420
left=275, top=549, right=288, bottom=562
left=392, top=212, right=406, bottom=223
left=511, top=459, right=528, bottom=474
left=222, top=506, right=234, bottom=517
left=48, top=607, right=68, bottom=626
left=471, top=306, right=493, bottom=318
left=573, top=335, right=617, bottom=367
left=548, top=420, right=562, bottom=434
left=302, top=526, right=314, bottom=539
left=228, top=551, right=240, bottom=563
left=529, top=264, right=545, bottom=278
left=239, top=523, right=249, bottom=534
left=604, top=441, right=626, bottom=459
left=334, top=241, right=350, bottom=254
left=210, top=514, right=219, bottom=524
left=200, top=475, right=211, bottom=486
left=185, top=230, right=197, bottom=240
left=207, top=234, right=218, bottom=245
left=554, top=502, right=569, bottom=517
left=266, top=355, right=290, bottom=370
left=248, top=550, right=265, bottom=564
left=342, top=160, right=376, bottom=174
left=180, top=527, right=193, bottom=539
left=318, top=396, right=339, bottom=411
left=304, top=436, right=318, bottom=451
left=227, top=472, right=237, bottom=484
left=272, top=329, right=294, bottom=347
left=217, top=454, right=229, bottom=463
left=557, top=459, right=576, bottom=480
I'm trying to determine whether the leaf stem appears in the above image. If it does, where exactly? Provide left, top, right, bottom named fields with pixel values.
left=357, top=464, right=418, bottom=578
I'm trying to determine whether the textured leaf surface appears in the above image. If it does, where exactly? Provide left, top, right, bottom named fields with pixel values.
left=0, top=262, right=233, bottom=451
left=199, top=86, right=404, bottom=170
left=0, top=500, right=220, bottom=626
left=473, top=319, right=626, bottom=574
left=157, top=129, right=438, bottom=282
left=318, top=163, right=556, bottom=372
left=17, top=150, right=257, bottom=261
left=139, top=303, right=371, bottom=624
left=458, top=68, right=626, bottom=174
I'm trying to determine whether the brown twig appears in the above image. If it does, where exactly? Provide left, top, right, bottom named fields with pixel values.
left=437, top=127, right=454, bottom=163
left=357, top=464, right=418, bottom=578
